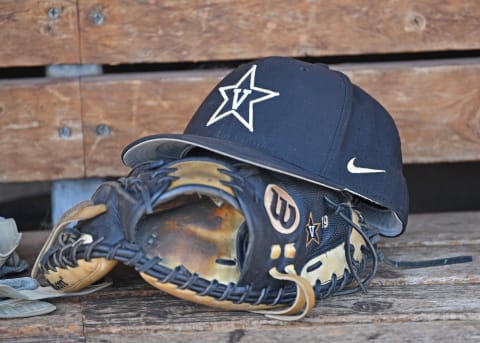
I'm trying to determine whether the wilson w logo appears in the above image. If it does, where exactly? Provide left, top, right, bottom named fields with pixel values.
left=270, top=189, right=296, bottom=228
left=264, top=184, right=300, bottom=234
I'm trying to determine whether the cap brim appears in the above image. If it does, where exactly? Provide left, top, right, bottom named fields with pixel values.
left=122, top=133, right=346, bottom=190
left=122, top=134, right=403, bottom=237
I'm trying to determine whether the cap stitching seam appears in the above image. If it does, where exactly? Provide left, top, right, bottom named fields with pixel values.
left=321, top=72, right=350, bottom=174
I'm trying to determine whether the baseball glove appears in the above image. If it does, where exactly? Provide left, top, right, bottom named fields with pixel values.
left=32, top=156, right=380, bottom=320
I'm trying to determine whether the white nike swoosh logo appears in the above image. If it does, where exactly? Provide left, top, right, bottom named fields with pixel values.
left=347, top=157, right=386, bottom=174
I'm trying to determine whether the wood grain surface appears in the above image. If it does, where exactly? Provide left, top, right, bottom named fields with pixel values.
left=2, top=210, right=479, bottom=342
left=80, top=71, right=222, bottom=177
left=77, top=0, right=480, bottom=64
left=0, top=78, right=84, bottom=182
left=80, top=321, right=480, bottom=343
left=1, top=0, right=479, bottom=67
left=0, top=0, right=79, bottom=67
left=343, top=60, right=480, bottom=164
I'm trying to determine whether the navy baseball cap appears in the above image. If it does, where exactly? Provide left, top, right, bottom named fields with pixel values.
left=122, top=57, right=408, bottom=236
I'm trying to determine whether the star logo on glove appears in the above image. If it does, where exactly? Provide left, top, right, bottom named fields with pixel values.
left=206, top=65, right=280, bottom=132
left=305, top=212, right=322, bottom=247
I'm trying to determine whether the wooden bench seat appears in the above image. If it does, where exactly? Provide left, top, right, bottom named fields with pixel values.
left=1, top=210, right=478, bottom=342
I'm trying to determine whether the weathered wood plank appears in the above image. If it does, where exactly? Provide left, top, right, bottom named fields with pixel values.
left=2, top=269, right=474, bottom=340
left=81, top=284, right=480, bottom=334
left=0, top=0, right=80, bottom=67
left=80, top=71, right=221, bottom=177
left=0, top=301, right=85, bottom=340
left=7, top=212, right=479, bottom=340
left=3, top=0, right=477, bottom=67
left=80, top=60, right=480, bottom=176
left=375, top=245, right=479, bottom=286
left=342, top=60, right=480, bottom=163
left=77, top=0, right=480, bottom=65
left=0, top=78, right=84, bottom=182
left=1, top=337, right=84, bottom=343
left=87, top=321, right=480, bottom=343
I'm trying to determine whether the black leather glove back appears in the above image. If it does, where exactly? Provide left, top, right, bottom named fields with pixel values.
left=33, top=157, right=378, bottom=320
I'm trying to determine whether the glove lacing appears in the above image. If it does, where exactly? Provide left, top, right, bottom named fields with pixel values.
left=38, top=160, right=472, bottom=321
left=38, top=161, right=380, bottom=320
left=257, top=196, right=380, bottom=320
left=258, top=192, right=473, bottom=320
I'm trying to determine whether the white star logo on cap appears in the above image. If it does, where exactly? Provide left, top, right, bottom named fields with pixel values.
left=206, top=65, right=279, bottom=132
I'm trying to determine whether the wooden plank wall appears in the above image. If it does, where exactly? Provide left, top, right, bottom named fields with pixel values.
left=1, top=0, right=480, bottom=182
left=0, top=1, right=80, bottom=67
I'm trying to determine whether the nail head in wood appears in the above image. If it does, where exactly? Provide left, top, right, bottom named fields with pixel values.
left=58, top=127, right=72, bottom=138
left=47, top=7, right=60, bottom=20
left=89, top=7, right=105, bottom=26
left=96, top=124, right=111, bottom=136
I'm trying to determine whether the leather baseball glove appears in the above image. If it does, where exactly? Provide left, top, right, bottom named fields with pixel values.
left=32, top=156, right=383, bottom=320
